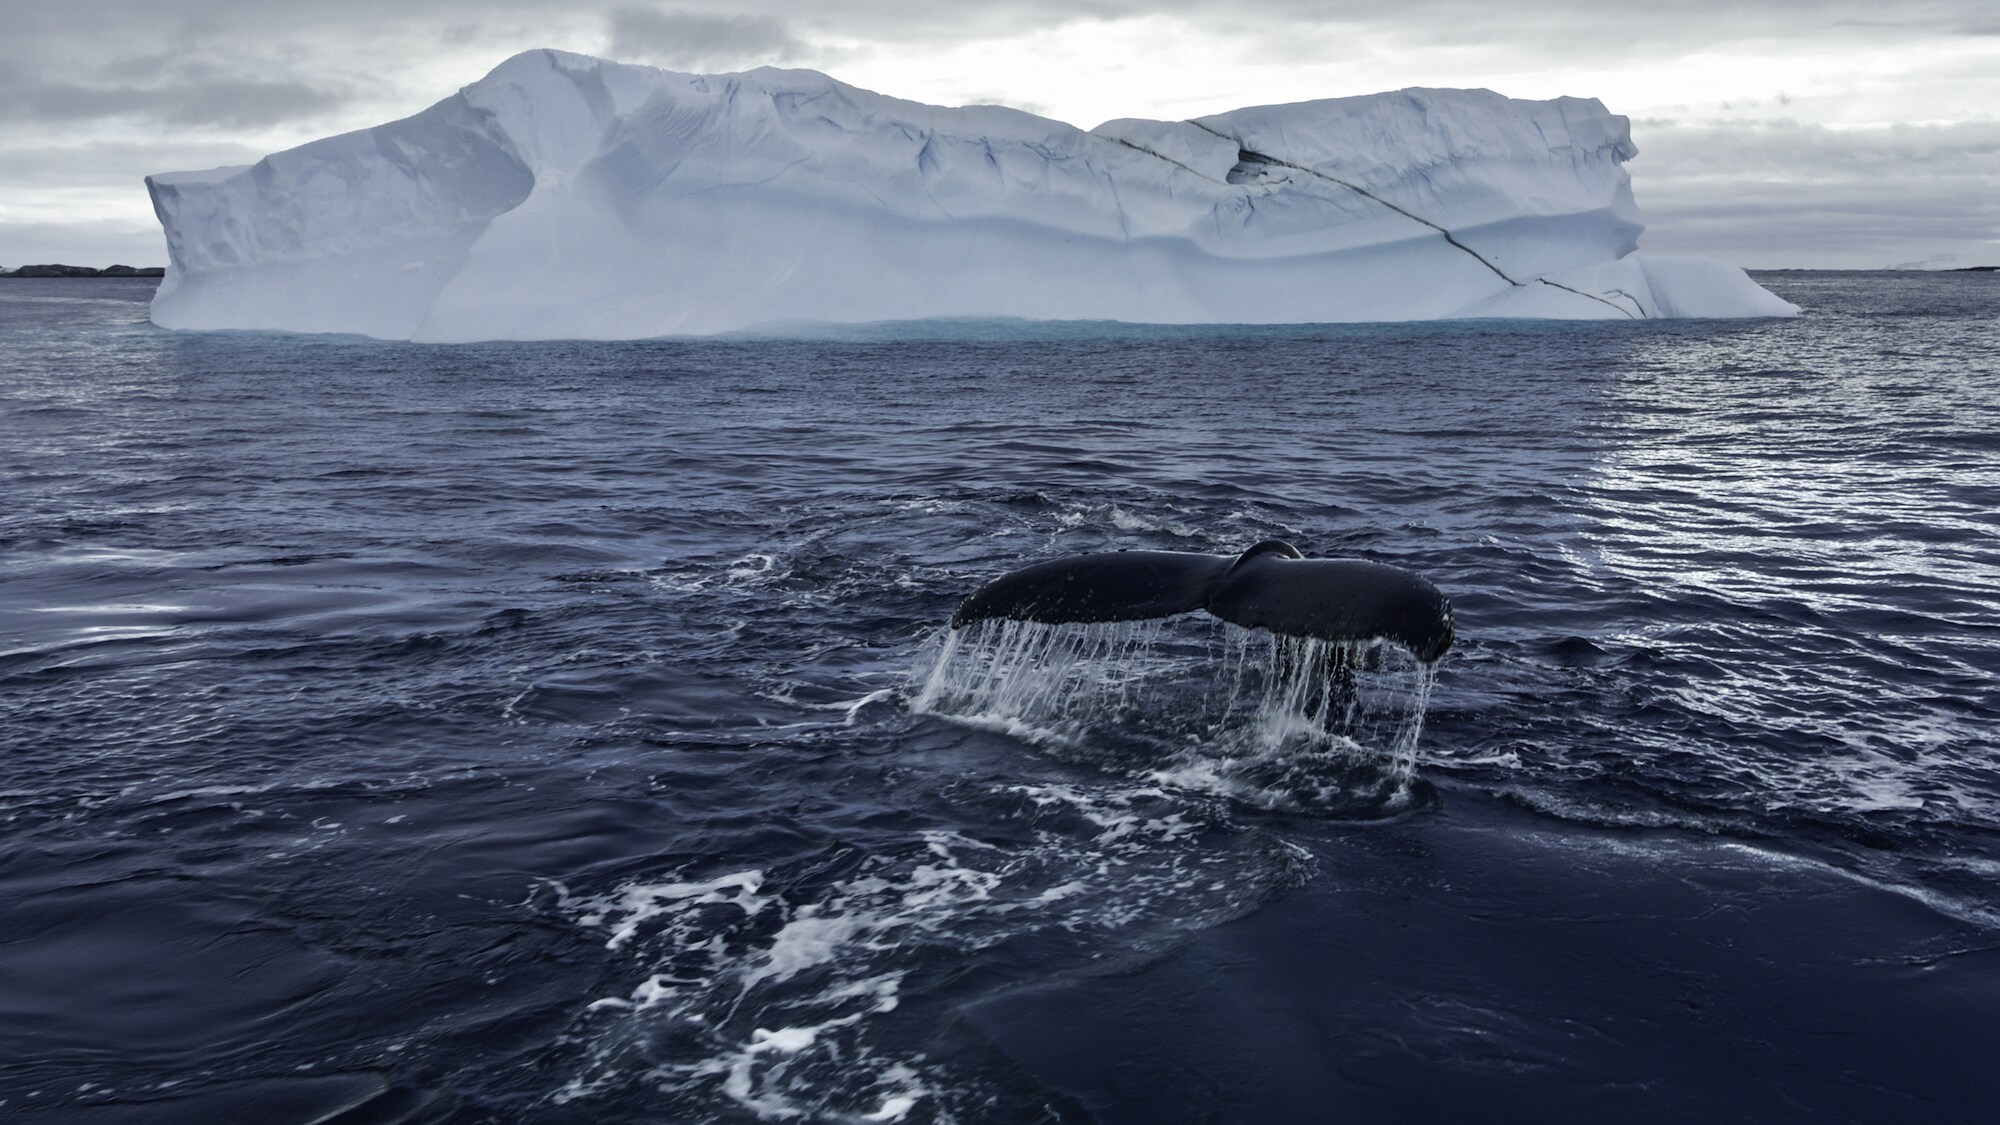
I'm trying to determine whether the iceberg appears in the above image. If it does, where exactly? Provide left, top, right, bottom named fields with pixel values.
left=145, top=50, right=1797, bottom=340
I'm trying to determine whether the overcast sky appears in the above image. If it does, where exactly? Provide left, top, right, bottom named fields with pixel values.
left=2, top=1, right=1995, bottom=269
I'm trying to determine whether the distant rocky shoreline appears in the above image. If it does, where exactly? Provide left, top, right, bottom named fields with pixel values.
left=0, top=264, right=165, bottom=278
left=4, top=263, right=1989, bottom=282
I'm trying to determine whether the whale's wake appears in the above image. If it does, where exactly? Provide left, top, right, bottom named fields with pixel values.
left=911, top=617, right=1438, bottom=812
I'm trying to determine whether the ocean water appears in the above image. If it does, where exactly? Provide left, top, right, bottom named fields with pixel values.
left=2, top=272, right=1997, bottom=1123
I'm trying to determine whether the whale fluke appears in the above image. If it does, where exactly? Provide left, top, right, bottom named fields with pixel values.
left=950, top=540, right=1454, bottom=662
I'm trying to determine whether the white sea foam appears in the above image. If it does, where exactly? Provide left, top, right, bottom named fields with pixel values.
left=553, top=780, right=1302, bottom=1118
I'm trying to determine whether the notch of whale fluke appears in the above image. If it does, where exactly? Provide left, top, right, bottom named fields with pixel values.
left=950, top=540, right=1454, bottom=662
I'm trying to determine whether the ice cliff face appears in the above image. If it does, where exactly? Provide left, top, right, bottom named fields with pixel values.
left=146, top=50, right=1796, bottom=340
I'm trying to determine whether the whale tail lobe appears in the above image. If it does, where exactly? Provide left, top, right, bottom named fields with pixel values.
left=951, top=541, right=1453, bottom=662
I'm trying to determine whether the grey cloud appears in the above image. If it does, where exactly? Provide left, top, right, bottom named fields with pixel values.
left=8, top=78, right=350, bottom=129
left=606, top=7, right=805, bottom=69
left=0, top=139, right=266, bottom=187
left=1632, top=120, right=2000, bottom=267
left=1635, top=118, right=2000, bottom=184
left=0, top=219, right=168, bottom=270
left=1642, top=198, right=1998, bottom=268
left=2, top=1, right=1971, bottom=58
left=0, top=2, right=1985, bottom=83
left=0, top=22, right=356, bottom=131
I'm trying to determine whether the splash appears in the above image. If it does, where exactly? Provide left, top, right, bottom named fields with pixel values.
left=910, top=617, right=1438, bottom=811
left=549, top=788, right=1309, bottom=1120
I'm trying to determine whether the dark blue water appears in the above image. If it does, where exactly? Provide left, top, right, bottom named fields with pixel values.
left=3, top=273, right=1997, bottom=1123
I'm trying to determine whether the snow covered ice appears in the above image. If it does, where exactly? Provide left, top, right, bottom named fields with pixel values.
left=145, top=50, right=1797, bottom=340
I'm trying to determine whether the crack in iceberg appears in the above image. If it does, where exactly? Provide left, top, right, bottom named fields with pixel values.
left=1187, top=118, right=1653, bottom=319
left=1187, top=119, right=1523, bottom=285
left=1537, top=277, right=1645, bottom=319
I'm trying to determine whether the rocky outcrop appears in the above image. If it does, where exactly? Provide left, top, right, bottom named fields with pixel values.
left=3, top=264, right=166, bottom=278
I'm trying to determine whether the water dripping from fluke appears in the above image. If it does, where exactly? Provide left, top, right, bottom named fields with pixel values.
left=912, top=542, right=1451, bottom=813
left=910, top=617, right=1440, bottom=815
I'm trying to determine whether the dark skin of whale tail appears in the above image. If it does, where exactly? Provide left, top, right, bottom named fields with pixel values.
left=950, top=540, right=1454, bottom=663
